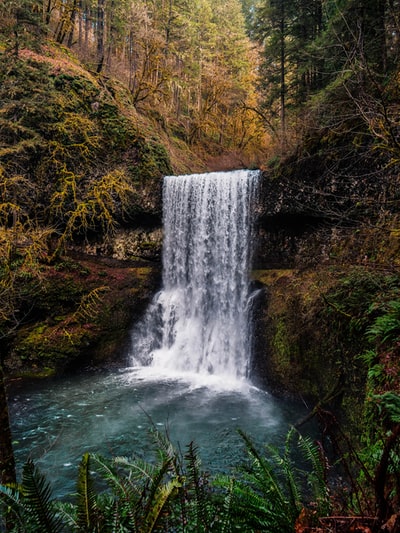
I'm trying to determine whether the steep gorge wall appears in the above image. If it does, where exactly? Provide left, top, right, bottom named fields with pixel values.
left=255, top=150, right=394, bottom=269
left=250, top=158, right=400, bottom=427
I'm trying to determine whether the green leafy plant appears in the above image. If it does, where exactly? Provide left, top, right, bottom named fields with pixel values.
left=228, top=427, right=330, bottom=532
left=0, top=427, right=331, bottom=532
left=366, top=300, right=400, bottom=345
left=0, top=460, right=64, bottom=532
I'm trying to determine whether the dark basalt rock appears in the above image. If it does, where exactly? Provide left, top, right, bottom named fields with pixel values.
left=254, top=148, right=397, bottom=268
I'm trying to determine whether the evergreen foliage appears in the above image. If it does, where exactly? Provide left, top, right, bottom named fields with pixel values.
left=0, top=427, right=332, bottom=532
left=0, top=460, right=64, bottom=532
left=228, top=428, right=330, bottom=532
left=252, top=0, right=400, bottom=157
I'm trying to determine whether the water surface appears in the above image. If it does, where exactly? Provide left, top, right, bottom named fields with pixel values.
left=9, top=368, right=308, bottom=499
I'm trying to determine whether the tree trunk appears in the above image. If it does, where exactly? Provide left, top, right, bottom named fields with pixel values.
left=96, top=0, right=105, bottom=73
left=279, top=0, right=286, bottom=150
left=0, top=364, right=16, bottom=486
left=67, top=0, right=78, bottom=48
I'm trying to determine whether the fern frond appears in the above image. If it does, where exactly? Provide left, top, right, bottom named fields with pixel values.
left=219, top=477, right=235, bottom=533
left=76, top=452, right=99, bottom=531
left=232, top=481, right=292, bottom=531
left=113, top=455, right=157, bottom=485
left=76, top=454, right=141, bottom=530
left=142, top=456, right=174, bottom=515
left=54, top=501, right=79, bottom=530
left=21, top=459, right=64, bottom=533
left=236, top=430, right=296, bottom=531
left=96, top=493, right=134, bottom=533
left=234, top=428, right=330, bottom=532
left=0, top=483, right=26, bottom=530
left=282, top=428, right=302, bottom=514
left=149, top=426, right=181, bottom=473
left=366, top=301, right=400, bottom=344
left=184, top=441, right=210, bottom=529
left=91, top=454, right=134, bottom=499
left=373, top=392, right=400, bottom=423
left=296, top=431, right=330, bottom=516
left=239, top=429, right=287, bottom=503
left=143, top=477, right=182, bottom=533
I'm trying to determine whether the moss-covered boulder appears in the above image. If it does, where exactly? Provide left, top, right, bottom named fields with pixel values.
left=3, top=256, right=160, bottom=378
left=252, top=266, right=400, bottom=431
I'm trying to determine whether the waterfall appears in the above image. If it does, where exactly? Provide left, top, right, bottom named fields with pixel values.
left=130, top=169, right=260, bottom=381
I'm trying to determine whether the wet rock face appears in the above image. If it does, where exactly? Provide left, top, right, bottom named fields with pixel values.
left=254, top=156, right=392, bottom=268
left=111, top=228, right=163, bottom=261
left=249, top=154, right=397, bottom=425
left=3, top=258, right=161, bottom=379
left=254, top=215, right=329, bottom=269
left=72, top=228, right=163, bottom=262
left=250, top=267, right=370, bottom=436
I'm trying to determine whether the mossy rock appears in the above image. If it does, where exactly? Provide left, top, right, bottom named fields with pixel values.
left=12, top=321, right=97, bottom=372
left=3, top=256, right=160, bottom=378
left=0, top=49, right=170, bottom=237
left=253, top=266, right=400, bottom=433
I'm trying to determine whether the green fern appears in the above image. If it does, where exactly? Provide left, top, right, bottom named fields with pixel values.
left=295, top=432, right=330, bottom=516
left=148, top=425, right=181, bottom=471
left=19, top=460, right=64, bottom=533
left=87, top=454, right=137, bottom=531
left=140, top=455, right=175, bottom=531
left=366, top=300, right=400, bottom=344
left=1, top=428, right=331, bottom=532
left=184, top=441, right=211, bottom=530
left=373, top=392, right=400, bottom=424
left=234, top=429, right=296, bottom=532
left=76, top=452, right=101, bottom=531
left=219, top=477, right=235, bottom=533
left=91, top=454, right=136, bottom=501
left=0, top=483, right=25, bottom=531
left=229, top=428, right=330, bottom=532
left=92, top=438, right=181, bottom=532
left=143, top=477, right=182, bottom=533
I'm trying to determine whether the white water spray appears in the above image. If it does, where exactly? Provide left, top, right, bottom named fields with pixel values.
left=130, top=169, right=260, bottom=381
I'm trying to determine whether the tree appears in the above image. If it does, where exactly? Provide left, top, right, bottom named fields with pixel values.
left=318, top=0, right=386, bottom=81
left=0, top=0, right=43, bottom=56
left=252, top=0, right=398, bottom=151
left=0, top=0, right=268, bottom=157
left=239, top=0, right=262, bottom=37
left=255, top=0, right=294, bottom=145
left=96, top=0, right=105, bottom=72
left=0, top=367, right=15, bottom=488
left=0, top=170, right=53, bottom=494
left=290, top=0, right=324, bottom=100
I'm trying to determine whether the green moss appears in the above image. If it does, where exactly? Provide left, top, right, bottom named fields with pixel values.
left=0, top=50, right=169, bottom=249
left=271, top=318, right=296, bottom=376
left=53, top=258, right=90, bottom=275
left=130, top=138, right=172, bottom=183
left=17, top=368, right=57, bottom=379
left=258, top=266, right=400, bottom=436
left=14, top=321, right=95, bottom=370
left=98, top=103, right=134, bottom=149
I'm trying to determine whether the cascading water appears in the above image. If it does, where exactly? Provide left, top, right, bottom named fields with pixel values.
left=130, top=169, right=260, bottom=381
left=9, top=168, right=311, bottom=500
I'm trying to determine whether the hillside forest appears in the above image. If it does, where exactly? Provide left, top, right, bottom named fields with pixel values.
left=1, top=0, right=400, bottom=531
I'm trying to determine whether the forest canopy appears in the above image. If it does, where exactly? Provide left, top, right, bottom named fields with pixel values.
left=2, top=0, right=400, bottom=166
left=0, top=0, right=267, bottom=160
